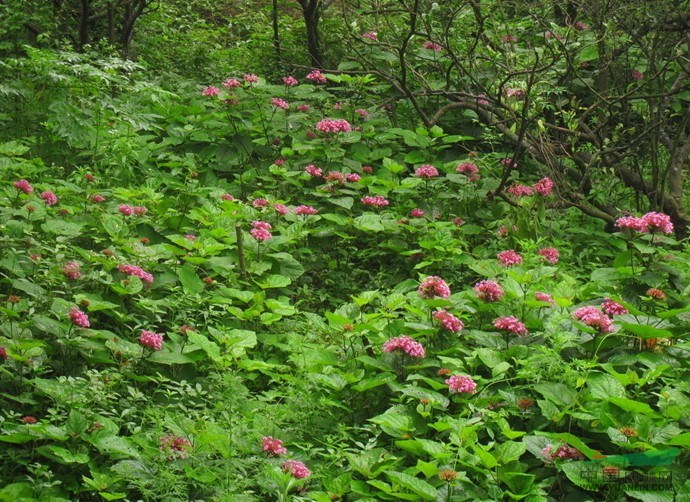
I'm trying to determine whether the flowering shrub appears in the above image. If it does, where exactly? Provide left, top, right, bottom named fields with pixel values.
left=445, top=374, right=477, bottom=394
left=418, top=276, right=451, bottom=299
left=382, top=336, right=425, bottom=358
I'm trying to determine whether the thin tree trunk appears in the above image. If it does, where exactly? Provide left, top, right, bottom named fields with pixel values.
left=272, top=0, right=281, bottom=71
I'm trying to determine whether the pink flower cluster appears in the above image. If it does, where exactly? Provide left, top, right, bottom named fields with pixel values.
left=445, top=375, right=477, bottom=394
left=40, top=191, right=58, bottom=205
left=572, top=306, right=614, bottom=333
left=261, top=436, right=287, bottom=456
left=90, top=194, right=106, bottom=203
left=282, top=459, right=311, bottom=479
left=418, top=276, right=451, bottom=299
left=202, top=86, right=220, bottom=97
left=69, top=307, right=90, bottom=328
left=274, top=203, right=288, bottom=215
left=271, top=97, right=289, bottom=110
left=423, top=41, right=442, bottom=51
left=410, top=208, right=425, bottom=218
left=362, top=31, right=378, bottom=41
left=433, top=310, right=464, bottom=332
left=223, top=78, right=241, bottom=88
left=414, top=164, right=439, bottom=178
left=346, top=173, right=361, bottom=182
left=601, top=299, right=628, bottom=316
left=493, top=316, right=528, bottom=336
left=316, top=118, right=352, bottom=133
left=497, top=250, right=523, bottom=267
left=456, top=162, right=479, bottom=181
left=252, top=198, right=269, bottom=208
left=324, top=171, right=346, bottom=184
left=355, top=109, right=369, bottom=119
left=282, top=76, right=298, bottom=86
left=538, top=247, right=560, bottom=264
left=505, top=88, right=525, bottom=99
left=295, top=205, right=318, bottom=215
left=305, top=164, right=323, bottom=177
left=244, top=73, right=259, bottom=83
left=630, top=69, right=644, bottom=81
left=533, top=177, right=554, bottom=196
left=297, top=104, right=310, bottom=112
left=139, top=330, right=164, bottom=350
left=361, top=195, right=389, bottom=207
left=118, top=264, right=154, bottom=284
left=474, top=280, right=504, bottom=302
left=501, top=157, right=518, bottom=168
left=13, top=179, right=34, bottom=194
left=250, top=221, right=272, bottom=241
left=220, top=193, right=235, bottom=201
left=507, top=184, right=533, bottom=197
left=63, top=261, right=82, bottom=280
left=306, top=70, right=326, bottom=84
left=118, top=204, right=148, bottom=216
left=541, top=444, right=583, bottom=461
left=535, top=292, right=555, bottom=304
left=160, top=434, right=192, bottom=459
left=615, top=212, right=674, bottom=234
left=382, top=336, right=425, bottom=358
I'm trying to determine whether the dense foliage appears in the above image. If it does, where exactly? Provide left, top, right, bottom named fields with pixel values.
left=1, top=1, right=689, bottom=501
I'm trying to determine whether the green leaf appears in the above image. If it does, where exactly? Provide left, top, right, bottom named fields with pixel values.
left=186, top=331, right=221, bottom=361
left=329, top=197, right=354, bottom=210
left=354, top=213, right=385, bottom=232
left=609, top=397, right=658, bottom=416
left=588, top=373, right=626, bottom=399
left=101, top=214, right=127, bottom=239
left=36, top=445, right=89, bottom=464
left=353, top=373, right=396, bottom=391
left=268, top=252, right=305, bottom=280
left=177, top=264, right=205, bottom=295
left=147, top=351, right=195, bottom=365
left=257, top=274, right=291, bottom=289
left=560, top=462, right=597, bottom=491
left=620, top=323, right=674, bottom=339
left=384, top=471, right=438, bottom=500
left=370, top=406, right=415, bottom=436
left=41, top=220, right=84, bottom=238
left=92, top=436, right=140, bottom=459
left=533, top=382, right=576, bottom=406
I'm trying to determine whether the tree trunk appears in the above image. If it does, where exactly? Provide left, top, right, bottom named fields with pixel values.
left=300, top=0, right=324, bottom=68
left=78, top=0, right=90, bottom=50
left=272, top=0, right=282, bottom=71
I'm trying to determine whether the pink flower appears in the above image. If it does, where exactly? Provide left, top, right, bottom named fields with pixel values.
left=615, top=215, right=646, bottom=232
left=474, top=280, right=504, bottom=302
left=647, top=288, right=665, bottom=300
left=601, top=299, right=628, bottom=316
left=456, top=162, right=479, bottom=181
left=533, top=177, right=554, bottom=196
left=433, top=309, right=464, bottom=332
left=493, top=316, right=529, bottom=336
left=414, top=164, right=439, bottom=178
left=282, top=76, right=298, bottom=86
left=202, top=86, right=220, bottom=97
left=507, top=184, right=534, bottom=197
left=542, top=444, right=583, bottom=462
left=423, top=41, right=442, bottom=51
left=453, top=217, right=465, bottom=226
left=445, top=375, right=477, bottom=394
left=361, top=195, right=389, bottom=207
left=630, top=69, right=644, bottom=81
left=133, top=206, right=148, bottom=216
left=362, top=165, right=373, bottom=174
left=40, top=191, right=58, bottom=205
left=306, top=70, right=327, bottom=84
left=282, top=459, right=311, bottom=479
left=220, top=193, right=235, bottom=201
left=382, top=336, right=425, bottom=358
left=497, top=224, right=518, bottom=237
left=251, top=221, right=272, bottom=241
left=305, top=164, right=323, bottom=177
left=297, top=104, right=310, bottom=112
left=139, top=330, right=164, bottom=350
left=252, top=198, right=269, bottom=208
left=316, top=118, right=352, bottom=133
left=69, top=307, right=90, bottom=328
left=0, top=346, right=7, bottom=360
left=184, top=234, right=196, bottom=241
left=274, top=159, right=285, bottom=166
left=295, top=205, right=318, bottom=215
left=118, top=264, right=154, bottom=284
left=252, top=221, right=272, bottom=230
left=13, top=179, right=34, bottom=194
left=535, top=292, right=555, bottom=304
left=410, top=208, right=425, bottom=218
left=223, top=78, right=241, bottom=88
left=324, top=171, right=346, bottom=184
left=418, top=276, right=451, bottom=299
left=271, top=97, right=289, bottom=110
left=502, top=34, right=518, bottom=43
left=538, top=247, right=559, bottom=264
left=476, top=94, right=490, bottom=105
left=505, top=88, right=525, bottom=99
left=641, top=212, right=673, bottom=234
left=63, top=261, right=82, bottom=280
left=572, top=306, right=614, bottom=333
left=355, top=109, right=369, bottom=119
left=90, top=194, right=106, bottom=203
left=160, top=434, right=192, bottom=459
left=574, top=21, right=588, bottom=31
left=22, top=416, right=37, bottom=424
left=501, top=157, right=518, bottom=168
left=362, top=31, right=378, bottom=41
left=261, top=436, right=287, bottom=456
left=118, top=204, right=135, bottom=216
left=274, top=203, right=289, bottom=215
left=346, top=173, right=361, bottom=183
left=243, top=73, right=259, bottom=83
left=497, top=250, right=523, bottom=266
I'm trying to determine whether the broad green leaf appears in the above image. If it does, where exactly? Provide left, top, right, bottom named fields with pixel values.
left=533, top=382, right=577, bottom=406
left=588, top=373, right=626, bottom=399
left=177, top=264, right=205, bottom=295
left=257, top=274, right=291, bottom=289
left=268, top=252, right=305, bottom=280
left=92, top=436, right=140, bottom=459
left=620, top=323, right=674, bottom=339
left=36, top=445, right=89, bottom=464
left=186, top=331, right=221, bottom=361
left=147, top=351, right=194, bottom=365
left=384, top=471, right=437, bottom=500
left=609, top=397, right=658, bottom=416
